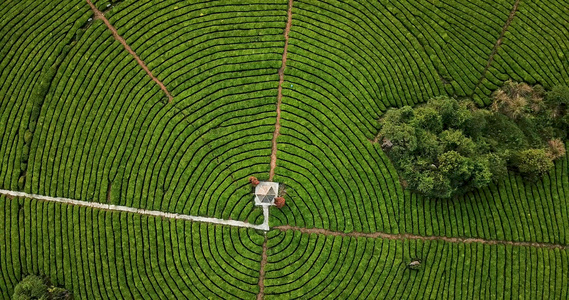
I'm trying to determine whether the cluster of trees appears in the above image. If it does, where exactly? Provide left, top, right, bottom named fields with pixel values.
left=379, top=81, right=568, bottom=198
left=12, top=275, right=72, bottom=300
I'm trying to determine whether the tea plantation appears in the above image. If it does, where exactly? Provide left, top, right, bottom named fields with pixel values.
left=1, top=0, right=568, bottom=299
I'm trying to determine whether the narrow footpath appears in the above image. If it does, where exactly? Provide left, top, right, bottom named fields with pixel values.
left=269, top=0, right=294, bottom=181
left=259, top=1, right=295, bottom=298
left=85, top=0, right=173, bottom=102
left=275, top=225, right=569, bottom=250
left=0, top=189, right=269, bottom=231
left=473, top=0, right=521, bottom=92
left=257, top=234, right=269, bottom=300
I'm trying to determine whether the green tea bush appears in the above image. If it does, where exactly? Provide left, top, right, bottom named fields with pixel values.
left=269, top=0, right=569, bottom=241
left=0, top=0, right=90, bottom=191
left=381, top=0, right=513, bottom=98
left=0, top=197, right=264, bottom=299
left=19, top=0, right=287, bottom=222
left=264, top=230, right=569, bottom=299
left=477, top=0, right=569, bottom=98
left=1, top=0, right=569, bottom=298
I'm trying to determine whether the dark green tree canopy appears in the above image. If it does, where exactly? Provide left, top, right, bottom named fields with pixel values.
left=379, top=82, right=568, bottom=198
left=13, top=275, right=72, bottom=300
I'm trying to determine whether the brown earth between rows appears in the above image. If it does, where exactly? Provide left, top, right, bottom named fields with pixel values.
left=275, top=225, right=569, bottom=250
left=269, top=0, right=294, bottom=182
left=85, top=0, right=173, bottom=102
left=473, top=0, right=521, bottom=93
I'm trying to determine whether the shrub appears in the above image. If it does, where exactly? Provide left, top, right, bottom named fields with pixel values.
left=379, top=120, right=417, bottom=160
left=412, top=106, right=443, bottom=133
left=484, top=153, right=508, bottom=181
left=13, top=275, right=48, bottom=300
left=415, top=130, right=443, bottom=161
left=12, top=275, right=72, bottom=300
left=414, top=171, right=452, bottom=199
left=516, top=149, right=554, bottom=180
left=274, top=197, right=285, bottom=208
left=429, top=96, right=461, bottom=127
left=546, top=85, right=569, bottom=108
left=471, top=159, right=493, bottom=189
left=439, top=129, right=477, bottom=156
left=491, top=80, right=532, bottom=120
left=438, top=151, right=472, bottom=183
left=545, top=85, right=569, bottom=138
left=249, top=176, right=260, bottom=186
left=483, top=113, right=529, bottom=151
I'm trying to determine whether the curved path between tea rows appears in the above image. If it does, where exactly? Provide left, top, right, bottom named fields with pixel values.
left=1, top=188, right=566, bottom=250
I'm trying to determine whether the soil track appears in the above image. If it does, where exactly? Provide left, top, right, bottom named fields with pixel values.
left=85, top=0, right=173, bottom=102
left=275, top=225, right=569, bottom=250
left=474, top=0, right=521, bottom=92
left=269, top=0, right=293, bottom=181
left=257, top=234, right=268, bottom=300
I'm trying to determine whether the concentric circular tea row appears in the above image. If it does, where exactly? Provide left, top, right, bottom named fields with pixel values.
left=0, top=196, right=264, bottom=299
left=263, top=229, right=569, bottom=299
left=22, top=0, right=289, bottom=222
left=478, top=0, right=569, bottom=96
left=270, top=0, right=569, bottom=246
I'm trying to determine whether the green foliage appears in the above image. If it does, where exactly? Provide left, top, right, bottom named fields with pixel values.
left=264, top=231, right=569, bottom=299
left=1, top=0, right=569, bottom=298
left=412, top=106, right=443, bottom=133
left=438, top=151, right=471, bottom=183
left=439, top=129, right=476, bottom=156
left=545, top=85, right=569, bottom=138
left=429, top=97, right=463, bottom=128
left=380, top=83, right=567, bottom=198
left=12, top=275, right=71, bottom=300
left=546, top=85, right=569, bottom=106
left=515, top=149, right=554, bottom=180
left=0, top=197, right=263, bottom=299
left=484, top=153, right=508, bottom=180
left=483, top=113, right=529, bottom=151
left=0, top=0, right=287, bottom=222
left=0, top=0, right=90, bottom=191
left=13, top=276, right=48, bottom=300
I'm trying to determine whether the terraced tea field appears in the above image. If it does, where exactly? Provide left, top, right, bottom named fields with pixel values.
left=1, top=0, right=568, bottom=298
